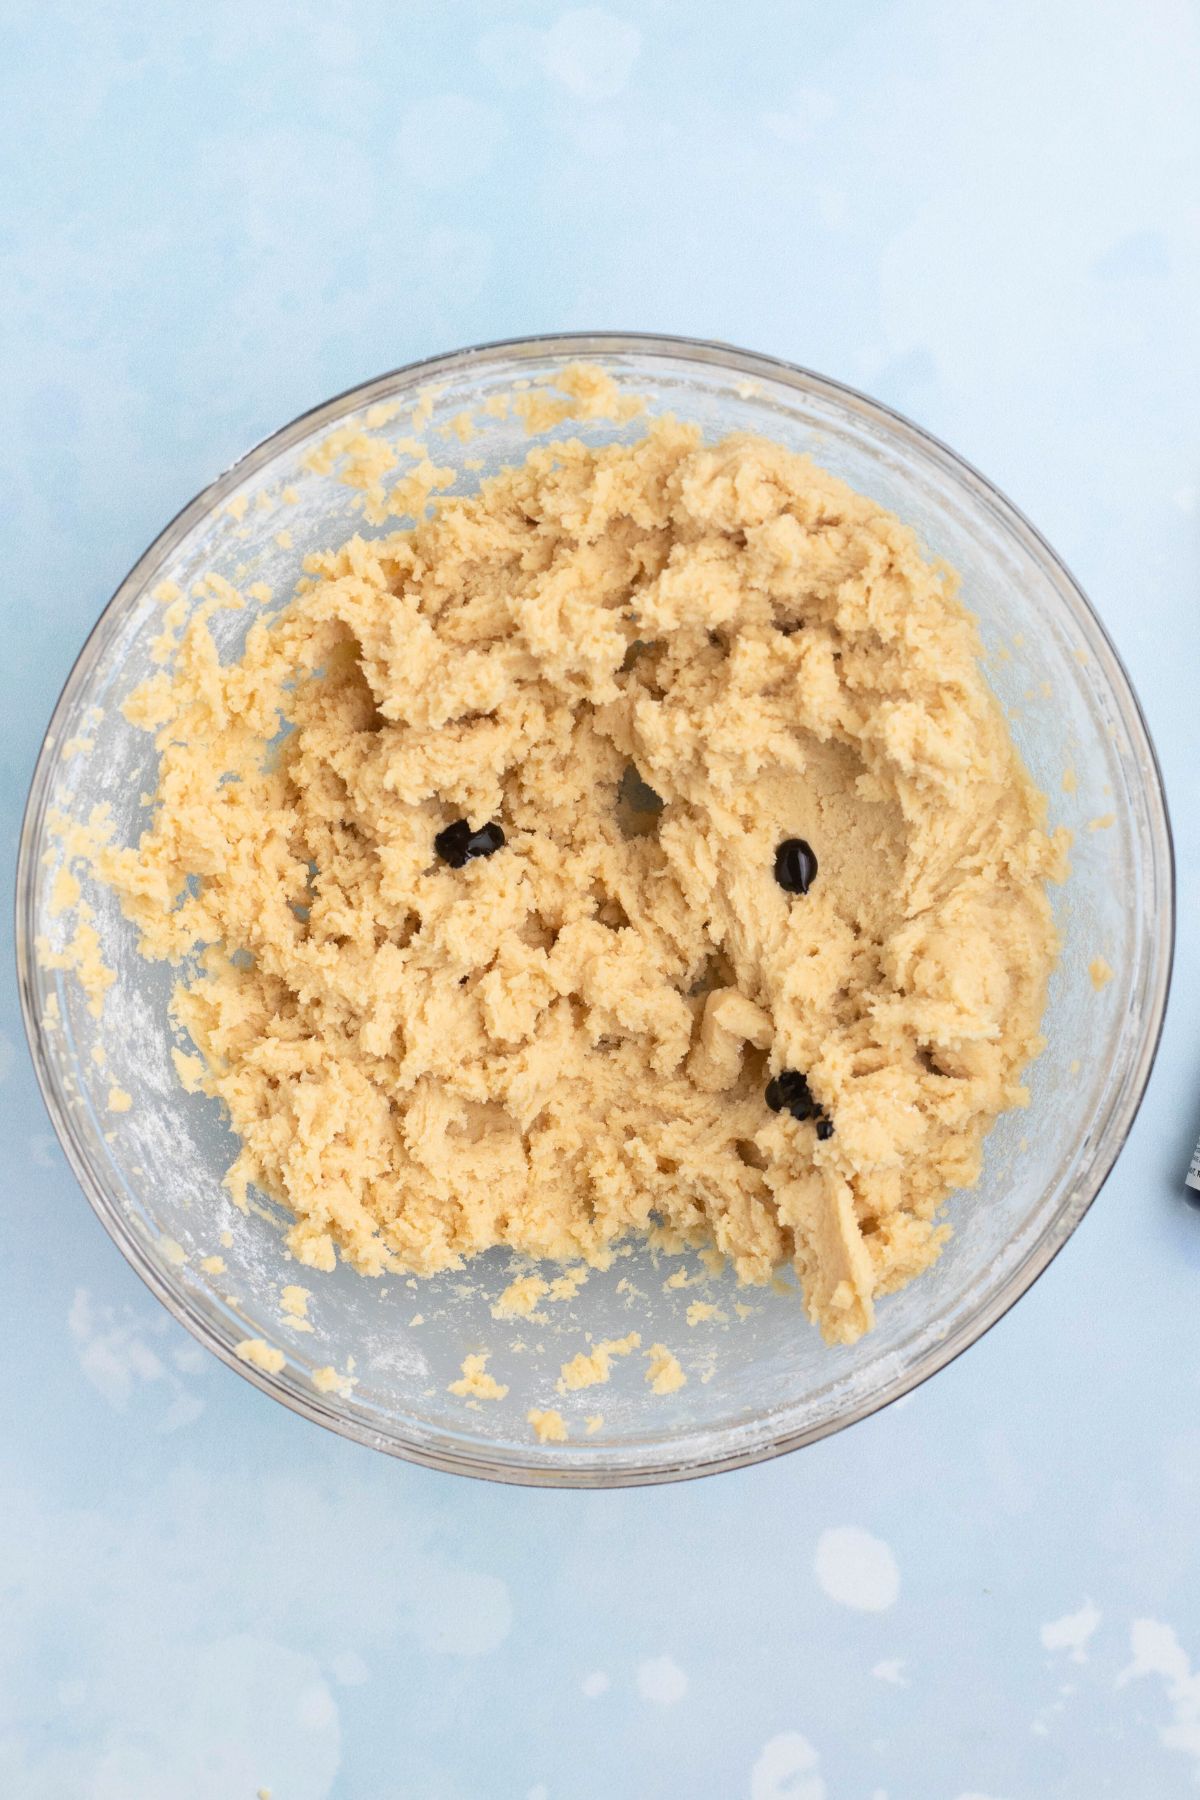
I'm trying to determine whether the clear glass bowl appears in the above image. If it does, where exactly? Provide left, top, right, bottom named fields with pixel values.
left=15, top=333, right=1174, bottom=1486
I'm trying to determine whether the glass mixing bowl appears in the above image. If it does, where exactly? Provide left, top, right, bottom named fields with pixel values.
left=15, top=333, right=1173, bottom=1486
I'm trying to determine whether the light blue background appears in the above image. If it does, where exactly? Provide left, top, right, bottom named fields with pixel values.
left=3, top=3, right=1199, bottom=1796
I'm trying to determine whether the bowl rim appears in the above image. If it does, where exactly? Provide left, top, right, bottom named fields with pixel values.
left=14, top=328, right=1176, bottom=1488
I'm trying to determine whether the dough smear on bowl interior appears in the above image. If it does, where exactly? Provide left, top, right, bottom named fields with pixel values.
left=96, top=410, right=1067, bottom=1345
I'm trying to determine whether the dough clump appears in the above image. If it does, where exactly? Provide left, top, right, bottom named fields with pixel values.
left=99, top=417, right=1064, bottom=1343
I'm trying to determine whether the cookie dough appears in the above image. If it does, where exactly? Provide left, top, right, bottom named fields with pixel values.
left=558, top=1332, right=642, bottom=1392
left=644, top=1343, right=687, bottom=1395
left=448, top=1354, right=508, bottom=1400
left=235, top=1338, right=286, bottom=1375
left=527, top=1407, right=569, bottom=1443
left=98, top=413, right=1065, bottom=1344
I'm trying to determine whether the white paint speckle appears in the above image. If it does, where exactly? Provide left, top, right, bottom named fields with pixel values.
left=1116, top=1618, right=1195, bottom=1691
left=1116, top=1619, right=1200, bottom=1776
left=296, top=1682, right=337, bottom=1730
left=65, top=1290, right=206, bottom=1432
left=750, top=1731, right=826, bottom=1800
left=1040, top=1600, right=1101, bottom=1663
left=581, top=1670, right=610, bottom=1697
left=68, top=1286, right=164, bottom=1410
left=540, top=9, right=640, bottom=102
left=636, top=1655, right=688, bottom=1704
left=871, top=1658, right=908, bottom=1686
left=813, top=1527, right=900, bottom=1612
left=158, top=1392, right=206, bottom=1433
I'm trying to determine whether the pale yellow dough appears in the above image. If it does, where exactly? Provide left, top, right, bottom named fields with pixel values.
left=558, top=1332, right=641, bottom=1392
left=644, top=1343, right=687, bottom=1395
left=448, top=1353, right=508, bottom=1400
left=528, top=1407, right=569, bottom=1443
left=235, top=1338, right=285, bottom=1375
left=98, top=415, right=1065, bottom=1344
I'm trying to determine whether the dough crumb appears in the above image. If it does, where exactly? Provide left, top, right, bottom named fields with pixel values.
left=1062, top=767, right=1078, bottom=793
left=200, top=1254, right=226, bottom=1274
left=280, top=1284, right=313, bottom=1331
left=408, top=386, right=442, bottom=431
left=160, top=1237, right=186, bottom=1266
left=685, top=1301, right=727, bottom=1327
left=36, top=912, right=114, bottom=1017
left=106, top=1086, right=132, bottom=1113
left=219, top=1230, right=234, bottom=1249
left=492, top=1275, right=548, bottom=1319
left=491, top=1267, right=589, bottom=1319
left=548, top=1267, right=590, bottom=1302
left=365, top=399, right=405, bottom=429
left=528, top=1407, right=569, bottom=1443
left=1089, top=957, right=1114, bottom=990
left=449, top=1353, right=509, bottom=1400
left=51, top=866, right=81, bottom=915
left=235, top=1338, right=285, bottom=1375
left=1087, top=813, right=1116, bottom=831
left=557, top=1332, right=641, bottom=1392
left=585, top=1415, right=604, bottom=1434
left=644, top=1343, right=687, bottom=1394
left=312, top=1363, right=355, bottom=1395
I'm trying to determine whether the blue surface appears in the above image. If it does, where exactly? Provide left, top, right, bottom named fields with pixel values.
left=3, top=3, right=1199, bottom=1795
